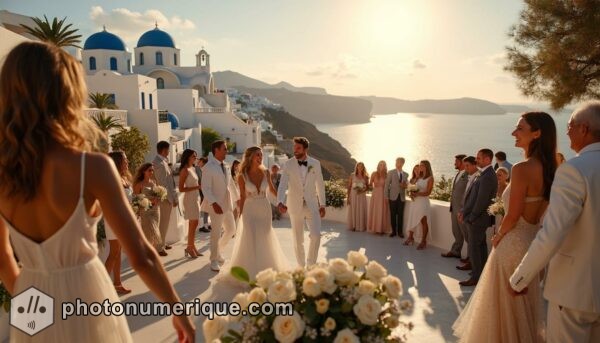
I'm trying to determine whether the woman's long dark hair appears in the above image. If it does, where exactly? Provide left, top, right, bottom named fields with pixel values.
left=134, top=163, right=153, bottom=184
left=108, top=150, right=131, bottom=184
left=522, top=112, right=558, bottom=200
left=231, top=160, right=241, bottom=179
left=178, top=149, right=196, bottom=173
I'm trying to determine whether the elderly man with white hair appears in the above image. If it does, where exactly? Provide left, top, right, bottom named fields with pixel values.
left=510, top=101, right=600, bottom=343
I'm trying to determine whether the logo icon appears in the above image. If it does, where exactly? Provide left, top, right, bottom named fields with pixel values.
left=10, top=287, right=54, bottom=336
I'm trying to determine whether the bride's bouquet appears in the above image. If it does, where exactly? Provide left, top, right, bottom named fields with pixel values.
left=406, top=184, right=418, bottom=196
left=487, top=196, right=505, bottom=216
left=149, top=185, right=168, bottom=202
left=203, top=249, right=413, bottom=343
left=353, top=181, right=367, bottom=193
left=131, top=194, right=152, bottom=213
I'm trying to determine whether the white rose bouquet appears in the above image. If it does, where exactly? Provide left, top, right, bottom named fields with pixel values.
left=149, top=185, right=168, bottom=202
left=205, top=249, right=413, bottom=342
left=406, top=183, right=418, bottom=196
left=487, top=196, right=505, bottom=216
left=131, top=194, right=151, bottom=213
left=352, top=181, right=367, bottom=193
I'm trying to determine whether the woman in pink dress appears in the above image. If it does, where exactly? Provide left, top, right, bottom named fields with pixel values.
left=347, top=162, right=369, bottom=231
left=367, top=161, right=392, bottom=234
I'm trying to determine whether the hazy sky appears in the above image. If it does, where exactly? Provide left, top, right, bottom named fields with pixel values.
left=3, top=0, right=531, bottom=103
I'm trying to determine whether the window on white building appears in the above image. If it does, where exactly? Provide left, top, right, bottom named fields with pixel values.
left=149, top=94, right=153, bottom=109
left=141, top=92, right=145, bottom=109
left=140, top=52, right=144, bottom=65
left=157, top=77, right=165, bottom=89
left=89, top=57, right=96, bottom=70
left=156, top=52, right=163, bottom=65
left=110, top=57, right=117, bottom=71
left=174, top=53, right=177, bottom=66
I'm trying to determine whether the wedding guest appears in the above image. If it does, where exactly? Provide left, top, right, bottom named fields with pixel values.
left=442, top=154, right=468, bottom=259
left=494, top=151, right=513, bottom=177
left=511, top=103, right=600, bottom=343
left=455, top=112, right=558, bottom=341
left=367, top=161, right=392, bottom=234
left=409, top=164, right=420, bottom=184
left=456, top=156, right=479, bottom=269
left=0, top=41, right=194, bottom=341
left=270, top=164, right=282, bottom=220
left=196, top=156, right=210, bottom=232
left=178, top=149, right=203, bottom=259
left=556, top=152, right=566, bottom=165
left=133, top=163, right=163, bottom=252
left=230, top=159, right=241, bottom=221
left=384, top=157, right=409, bottom=238
left=496, top=167, right=510, bottom=197
left=103, top=150, right=133, bottom=295
left=458, top=149, right=498, bottom=286
left=347, top=162, right=369, bottom=232
left=152, top=141, right=178, bottom=256
left=404, top=161, right=434, bottom=250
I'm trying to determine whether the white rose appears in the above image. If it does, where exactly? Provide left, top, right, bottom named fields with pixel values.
left=272, top=312, right=305, bottom=343
left=267, top=278, right=297, bottom=303
left=333, top=328, right=360, bottom=343
left=382, top=275, right=403, bottom=299
left=276, top=271, right=293, bottom=280
left=315, top=298, right=329, bottom=314
left=329, top=258, right=359, bottom=286
left=140, top=198, right=151, bottom=208
left=357, top=280, right=377, bottom=296
left=302, top=276, right=321, bottom=297
left=306, top=267, right=337, bottom=294
left=365, top=261, right=387, bottom=283
left=255, top=268, right=277, bottom=289
left=202, top=316, right=229, bottom=342
left=248, top=287, right=267, bottom=305
left=347, top=250, right=368, bottom=269
left=353, top=295, right=382, bottom=326
left=324, top=317, right=336, bottom=331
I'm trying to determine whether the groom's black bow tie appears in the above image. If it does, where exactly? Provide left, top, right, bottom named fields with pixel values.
left=298, top=160, right=308, bottom=167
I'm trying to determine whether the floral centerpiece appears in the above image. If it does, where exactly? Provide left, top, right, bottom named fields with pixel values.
left=203, top=249, right=413, bottom=342
left=131, top=194, right=152, bottom=213
left=487, top=196, right=505, bottom=216
left=148, top=185, right=168, bottom=202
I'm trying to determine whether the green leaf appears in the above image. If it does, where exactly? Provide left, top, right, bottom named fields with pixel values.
left=341, top=301, right=353, bottom=313
left=230, top=266, right=250, bottom=283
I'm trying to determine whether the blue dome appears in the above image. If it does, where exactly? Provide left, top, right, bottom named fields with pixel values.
left=167, top=112, right=180, bottom=129
left=84, top=30, right=126, bottom=51
left=137, top=28, right=176, bottom=48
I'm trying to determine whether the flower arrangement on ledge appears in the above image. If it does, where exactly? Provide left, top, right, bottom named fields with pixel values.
left=203, top=249, right=413, bottom=343
left=325, top=180, right=347, bottom=209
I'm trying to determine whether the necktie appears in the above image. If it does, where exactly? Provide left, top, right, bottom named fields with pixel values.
left=298, top=160, right=308, bottom=167
left=220, top=162, right=226, bottom=175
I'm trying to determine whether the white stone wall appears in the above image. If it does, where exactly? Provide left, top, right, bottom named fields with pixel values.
left=156, top=89, right=199, bottom=128
left=85, top=72, right=158, bottom=112
left=82, top=49, right=132, bottom=75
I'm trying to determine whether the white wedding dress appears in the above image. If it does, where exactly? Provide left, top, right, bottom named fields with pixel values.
left=220, top=171, right=288, bottom=283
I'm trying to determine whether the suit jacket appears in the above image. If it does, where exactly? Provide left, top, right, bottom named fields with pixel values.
left=510, top=142, right=600, bottom=313
left=462, top=166, right=497, bottom=228
left=450, top=171, right=469, bottom=212
left=152, top=155, right=178, bottom=204
left=276, top=156, right=326, bottom=214
left=200, top=156, right=234, bottom=213
left=384, top=169, right=409, bottom=201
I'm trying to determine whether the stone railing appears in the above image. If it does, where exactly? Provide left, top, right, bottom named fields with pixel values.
left=85, top=109, right=128, bottom=127
left=194, top=107, right=227, bottom=113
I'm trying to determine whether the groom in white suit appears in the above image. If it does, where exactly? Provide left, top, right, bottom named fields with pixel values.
left=277, top=137, right=326, bottom=267
left=510, top=102, right=600, bottom=342
left=201, top=140, right=236, bottom=272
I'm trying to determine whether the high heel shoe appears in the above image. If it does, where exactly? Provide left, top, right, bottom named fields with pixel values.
left=403, top=237, right=414, bottom=246
left=184, top=246, right=199, bottom=259
left=114, top=284, right=132, bottom=295
left=417, top=241, right=427, bottom=250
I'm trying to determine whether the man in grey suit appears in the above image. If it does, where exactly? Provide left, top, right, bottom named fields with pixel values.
left=152, top=141, right=179, bottom=256
left=384, top=157, right=409, bottom=238
left=459, top=149, right=497, bottom=286
left=442, top=154, right=468, bottom=258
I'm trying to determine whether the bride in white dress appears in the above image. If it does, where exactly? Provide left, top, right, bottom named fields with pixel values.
left=222, top=146, right=288, bottom=281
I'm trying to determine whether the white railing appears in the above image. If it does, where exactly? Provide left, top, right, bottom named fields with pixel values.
left=85, top=109, right=128, bottom=127
left=194, top=107, right=227, bottom=113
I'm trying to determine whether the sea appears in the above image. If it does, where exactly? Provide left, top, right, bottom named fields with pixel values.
left=317, top=112, right=575, bottom=179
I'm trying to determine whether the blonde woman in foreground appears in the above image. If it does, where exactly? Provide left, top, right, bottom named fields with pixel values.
left=0, top=42, right=194, bottom=342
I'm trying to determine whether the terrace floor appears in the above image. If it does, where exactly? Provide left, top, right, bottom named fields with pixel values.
left=119, top=218, right=476, bottom=343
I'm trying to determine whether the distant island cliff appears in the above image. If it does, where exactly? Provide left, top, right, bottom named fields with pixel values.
left=362, top=96, right=507, bottom=115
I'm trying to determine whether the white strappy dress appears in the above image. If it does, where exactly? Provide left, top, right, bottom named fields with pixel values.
left=2, top=152, right=133, bottom=342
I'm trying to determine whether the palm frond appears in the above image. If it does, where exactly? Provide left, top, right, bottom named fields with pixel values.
left=20, top=15, right=82, bottom=48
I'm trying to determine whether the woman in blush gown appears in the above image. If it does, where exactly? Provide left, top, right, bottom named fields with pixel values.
left=367, top=161, right=391, bottom=234
left=221, top=146, right=288, bottom=281
left=453, top=112, right=558, bottom=343
left=0, top=42, right=194, bottom=342
left=347, top=162, right=369, bottom=232
left=404, top=161, right=434, bottom=250
left=133, top=163, right=163, bottom=253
